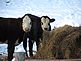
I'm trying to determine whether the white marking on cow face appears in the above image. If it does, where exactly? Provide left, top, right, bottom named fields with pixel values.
left=41, top=17, right=50, bottom=31
left=22, top=15, right=31, bottom=32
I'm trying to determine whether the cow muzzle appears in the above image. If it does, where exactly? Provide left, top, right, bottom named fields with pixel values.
left=24, top=28, right=30, bottom=32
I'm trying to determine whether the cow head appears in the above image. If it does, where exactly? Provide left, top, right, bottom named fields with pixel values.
left=41, top=16, right=55, bottom=31
left=22, top=14, right=32, bottom=33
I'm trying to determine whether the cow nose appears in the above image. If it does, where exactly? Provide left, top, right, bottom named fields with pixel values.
left=25, top=28, right=29, bottom=32
left=44, top=28, right=48, bottom=30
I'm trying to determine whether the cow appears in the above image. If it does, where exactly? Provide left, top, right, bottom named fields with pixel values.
left=41, top=16, right=55, bottom=31
left=23, top=14, right=55, bottom=57
left=0, top=14, right=32, bottom=61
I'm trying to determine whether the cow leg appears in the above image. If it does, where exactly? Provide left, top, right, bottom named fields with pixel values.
left=23, top=33, right=28, bottom=57
left=17, top=34, right=24, bottom=45
left=36, top=39, right=40, bottom=51
left=29, top=39, right=33, bottom=57
left=8, top=41, right=15, bottom=61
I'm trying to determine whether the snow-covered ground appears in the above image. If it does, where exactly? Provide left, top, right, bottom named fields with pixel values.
left=0, top=40, right=37, bottom=55
left=0, top=44, right=7, bottom=54
left=0, top=0, right=81, bottom=55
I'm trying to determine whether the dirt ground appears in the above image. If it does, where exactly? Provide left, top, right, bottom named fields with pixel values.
left=0, top=55, right=8, bottom=61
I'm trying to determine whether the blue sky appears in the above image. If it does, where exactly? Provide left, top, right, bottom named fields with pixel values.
left=0, top=0, right=81, bottom=28
left=0, top=0, right=81, bottom=53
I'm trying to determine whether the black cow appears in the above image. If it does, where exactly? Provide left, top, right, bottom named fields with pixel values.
left=0, top=14, right=32, bottom=61
left=23, top=14, right=55, bottom=57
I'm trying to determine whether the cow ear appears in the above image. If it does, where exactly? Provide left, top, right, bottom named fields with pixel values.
left=50, top=18, right=55, bottom=22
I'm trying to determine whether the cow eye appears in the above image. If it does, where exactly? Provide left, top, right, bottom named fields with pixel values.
left=41, top=22, right=43, bottom=25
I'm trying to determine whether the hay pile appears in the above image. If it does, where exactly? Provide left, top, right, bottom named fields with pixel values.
left=33, top=25, right=81, bottom=59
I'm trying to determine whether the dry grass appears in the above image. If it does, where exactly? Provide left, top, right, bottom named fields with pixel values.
left=0, top=55, right=8, bottom=61
left=33, top=25, right=81, bottom=59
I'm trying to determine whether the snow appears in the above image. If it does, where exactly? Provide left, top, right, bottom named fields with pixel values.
left=0, top=44, right=7, bottom=54
left=0, top=40, right=37, bottom=56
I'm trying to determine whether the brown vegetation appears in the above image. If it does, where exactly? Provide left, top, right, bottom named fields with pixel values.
left=0, top=55, right=8, bottom=61
left=33, top=25, right=81, bottom=59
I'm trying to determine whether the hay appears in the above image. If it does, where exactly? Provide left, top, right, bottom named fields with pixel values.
left=33, top=25, right=81, bottom=59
